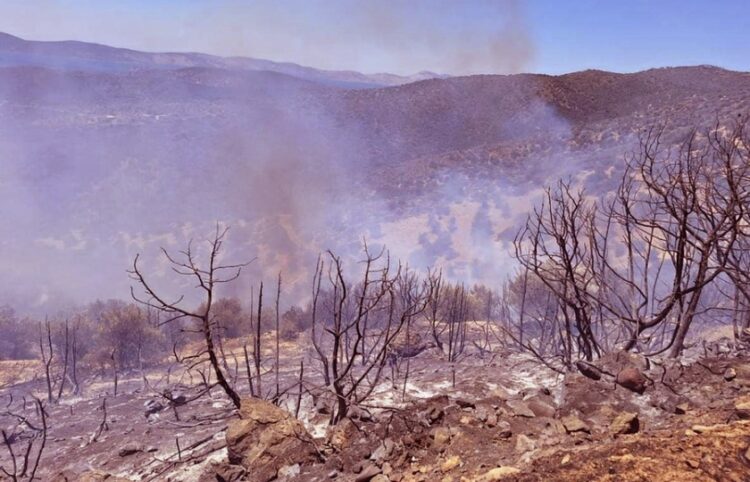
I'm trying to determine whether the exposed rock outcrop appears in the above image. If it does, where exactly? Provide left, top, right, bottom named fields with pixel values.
left=224, top=398, right=319, bottom=482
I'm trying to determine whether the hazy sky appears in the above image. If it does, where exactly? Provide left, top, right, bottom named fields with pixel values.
left=0, top=0, right=747, bottom=75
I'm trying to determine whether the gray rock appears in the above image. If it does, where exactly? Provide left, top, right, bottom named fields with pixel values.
left=278, top=464, right=301, bottom=478
left=616, top=367, right=647, bottom=394
left=507, top=400, right=535, bottom=418
left=143, top=399, right=164, bottom=417
left=527, top=399, right=556, bottom=418
left=496, top=420, right=512, bottom=438
left=561, top=415, right=590, bottom=434
left=118, top=442, right=144, bottom=457
left=370, top=438, right=395, bottom=462
left=576, top=361, right=603, bottom=381
left=354, top=464, right=381, bottom=482
left=610, top=412, right=639, bottom=435
left=515, top=434, right=536, bottom=453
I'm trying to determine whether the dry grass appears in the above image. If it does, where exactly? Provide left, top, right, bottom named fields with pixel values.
left=0, top=359, right=40, bottom=388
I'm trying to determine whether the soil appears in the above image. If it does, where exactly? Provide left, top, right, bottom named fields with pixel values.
left=1, top=336, right=749, bottom=482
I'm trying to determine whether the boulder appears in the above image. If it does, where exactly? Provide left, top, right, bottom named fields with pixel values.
left=733, top=363, right=750, bottom=381
left=278, top=464, right=301, bottom=478
left=478, top=466, right=521, bottom=481
left=561, top=415, right=590, bottom=434
left=326, top=417, right=357, bottom=452
left=496, top=420, right=513, bottom=439
left=527, top=399, right=556, bottom=418
left=354, top=464, right=381, bottom=482
left=600, top=351, right=649, bottom=374
left=226, top=398, right=318, bottom=482
left=609, top=412, right=639, bottom=435
left=734, top=396, right=750, bottom=419
left=515, top=434, right=536, bottom=453
left=675, top=402, right=690, bottom=415
left=370, top=438, right=395, bottom=462
left=576, top=361, right=603, bottom=381
left=118, top=442, right=144, bottom=457
left=616, top=367, right=647, bottom=394
left=170, top=392, right=187, bottom=406
left=432, top=427, right=451, bottom=448
left=507, top=400, right=536, bottom=418
left=77, top=471, right=134, bottom=482
left=475, top=405, right=491, bottom=423
left=440, top=455, right=462, bottom=472
left=199, top=462, right=247, bottom=482
left=143, top=399, right=164, bottom=418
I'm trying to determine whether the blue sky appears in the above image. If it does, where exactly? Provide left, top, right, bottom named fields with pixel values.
left=0, top=0, right=747, bottom=75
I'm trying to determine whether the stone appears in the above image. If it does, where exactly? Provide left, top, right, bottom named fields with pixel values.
left=371, top=475, right=390, bottom=482
left=486, top=411, right=498, bottom=428
left=226, top=398, right=317, bottom=482
left=495, top=420, right=512, bottom=438
left=515, top=434, right=536, bottom=453
left=432, top=427, right=451, bottom=448
left=316, top=397, right=332, bottom=415
left=278, top=464, right=301, bottom=478
left=616, top=367, right=647, bottom=394
left=491, top=386, right=513, bottom=400
left=507, top=400, right=535, bottom=418
left=690, top=424, right=726, bottom=433
left=455, top=399, right=476, bottom=409
left=475, top=405, right=490, bottom=423
left=561, top=415, right=590, bottom=434
left=198, top=461, right=246, bottom=482
left=427, top=406, right=445, bottom=424
left=354, top=464, right=382, bottom=482
left=349, top=405, right=376, bottom=422
left=600, top=351, right=649, bottom=374
left=441, top=455, right=462, bottom=472
left=561, top=454, right=571, bottom=465
left=143, top=399, right=164, bottom=418
left=610, top=412, right=639, bottom=435
left=724, top=367, right=737, bottom=381
left=477, top=466, right=521, bottom=481
left=675, top=403, right=689, bottom=415
left=118, top=443, right=143, bottom=457
left=576, top=360, right=603, bottom=381
left=527, top=399, right=556, bottom=418
left=77, top=471, right=133, bottom=482
left=170, top=392, right=187, bottom=406
left=734, top=363, right=750, bottom=380
left=544, top=419, right=567, bottom=436
left=734, top=396, right=750, bottom=419
left=371, top=438, right=395, bottom=462
left=327, top=418, right=357, bottom=451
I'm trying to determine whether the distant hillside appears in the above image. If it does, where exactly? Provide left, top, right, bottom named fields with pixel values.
left=0, top=31, right=446, bottom=88
left=0, top=33, right=749, bottom=312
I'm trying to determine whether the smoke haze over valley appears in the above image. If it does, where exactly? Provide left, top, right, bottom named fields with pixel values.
left=1, top=31, right=749, bottom=314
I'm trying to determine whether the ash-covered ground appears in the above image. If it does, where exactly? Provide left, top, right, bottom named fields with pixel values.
left=2, top=328, right=749, bottom=482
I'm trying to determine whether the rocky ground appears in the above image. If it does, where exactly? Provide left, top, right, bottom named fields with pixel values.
left=1, top=339, right=750, bottom=481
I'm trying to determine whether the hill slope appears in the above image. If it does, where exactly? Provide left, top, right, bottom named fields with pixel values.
left=0, top=31, right=444, bottom=88
left=0, top=35, right=749, bottom=311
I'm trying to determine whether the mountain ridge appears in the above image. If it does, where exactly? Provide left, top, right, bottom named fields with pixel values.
left=0, top=31, right=447, bottom=88
left=1, top=33, right=750, bottom=312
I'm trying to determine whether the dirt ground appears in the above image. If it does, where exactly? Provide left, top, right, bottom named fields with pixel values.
left=1, top=333, right=749, bottom=481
